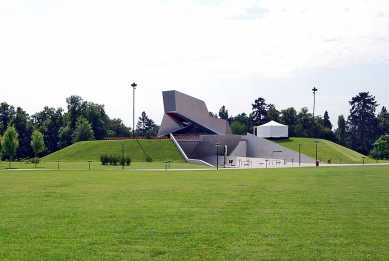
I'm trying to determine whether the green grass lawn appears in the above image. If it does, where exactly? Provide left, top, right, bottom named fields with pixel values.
left=42, top=139, right=186, bottom=163
left=1, top=166, right=389, bottom=260
left=271, top=137, right=387, bottom=164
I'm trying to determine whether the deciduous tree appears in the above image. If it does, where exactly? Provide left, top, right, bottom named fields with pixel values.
left=31, top=130, right=45, bottom=167
left=1, top=125, right=19, bottom=168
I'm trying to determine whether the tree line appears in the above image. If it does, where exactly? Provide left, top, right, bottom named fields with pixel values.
left=212, top=92, right=389, bottom=159
left=0, top=95, right=157, bottom=161
left=1, top=92, right=388, bottom=162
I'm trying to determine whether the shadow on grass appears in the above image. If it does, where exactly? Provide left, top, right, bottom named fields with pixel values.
left=136, top=139, right=153, bottom=162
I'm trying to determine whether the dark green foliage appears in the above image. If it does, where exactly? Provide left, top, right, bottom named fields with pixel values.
left=72, top=116, right=95, bottom=143
left=107, top=118, right=131, bottom=137
left=1, top=125, right=19, bottom=167
left=100, top=153, right=131, bottom=165
left=58, top=125, right=73, bottom=149
left=218, top=105, right=229, bottom=120
left=335, top=115, right=347, bottom=146
left=125, top=156, right=131, bottom=166
left=230, top=121, right=246, bottom=135
left=31, top=107, right=64, bottom=154
left=146, top=156, right=153, bottom=162
left=100, top=154, right=110, bottom=165
left=9, top=107, right=34, bottom=159
left=370, top=134, right=389, bottom=160
left=347, top=92, right=379, bottom=155
left=136, top=111, right=158, bottom=137
left=250, top=97, right=269, bottom=126
left=0, top=102, right=15, bottom=135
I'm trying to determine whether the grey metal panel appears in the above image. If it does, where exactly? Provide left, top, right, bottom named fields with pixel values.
left=162, top=90, right=177, bottom=112
left=158, top=90, right=232, bottom=136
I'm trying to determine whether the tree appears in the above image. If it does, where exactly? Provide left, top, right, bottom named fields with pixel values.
left=31, top=107, right=64, bottom=154
left=72, top=117, right=95, bottom=143
left=370, top=134, right=389, bottom=160
left=30, top=130, right=45, bottom=167
left=107, top=118, right=131, bottom=137
left=377, top=106, right=389, bottom=136
left=83, top=102, right=109, bottom=140
left=294, top=107, right=312, bottom=137
left=231, top=113, right=250, bottom=134
left=335, top=115, right=347, bottom=146
left=1, top=125, right=19, bottom=168
left=280, top=107, right=297, bottom=137
left=266, top=105, right=280, bottom=122
left=58, top=125, right=73, bottom=149
left=230, top=121, right=246, bottom=135
left=9, top=107, right=34, bottom=159
left=209, top=112, right=218, bottom=118
left=347, top=92, right=379, bottom=155
left=66, top=95, right=87, bottom=130
left=323, top=111, right=332, bottom=130
left=136, top=111, right=157, bottom=137
left=250, top=98, right=268, bottom=126
left=0, top=102, right=15, bottom=135
left=218, top=106, right=229, bottom=121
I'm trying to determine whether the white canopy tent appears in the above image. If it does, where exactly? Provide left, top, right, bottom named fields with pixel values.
left=254, top=120, right=288, bottom=138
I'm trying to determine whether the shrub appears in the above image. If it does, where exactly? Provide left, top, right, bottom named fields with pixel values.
left=125, top=156, right=131, bottom=166
left=100, top=154, right=110, bottom=165
left=31, top=157, right=40, bottom=164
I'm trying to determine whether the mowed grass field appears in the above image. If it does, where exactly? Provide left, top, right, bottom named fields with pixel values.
left=1, top=165, right=389, bottom=260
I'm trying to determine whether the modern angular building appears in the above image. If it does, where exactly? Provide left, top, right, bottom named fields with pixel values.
left=158, top=90, right=232, bottom=137
left=158, top=90, right=315, bottom=167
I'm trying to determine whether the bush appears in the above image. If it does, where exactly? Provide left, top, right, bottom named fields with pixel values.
left=31, top=157, right=40, bottom=164
left=100, top=154, right=110, bottom=165
left=100, top=154, right=131, bottom=166
left=125, top=156, right=131, bottom=166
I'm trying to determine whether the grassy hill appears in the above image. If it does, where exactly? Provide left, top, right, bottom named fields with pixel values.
left=42, top=137, right=385, bottom=165
left=42, top=139, right=186, bottom=163
left=271, top=137, right=379, bottom=164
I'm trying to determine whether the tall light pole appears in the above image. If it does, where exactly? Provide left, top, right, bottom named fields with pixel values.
left=131, top=82, right=137, bottom=139
left=298, top=144, right=302, bottom=166
left=312, top=87, right=318, bottom=138
left=215, top=143, right=220, bottom=170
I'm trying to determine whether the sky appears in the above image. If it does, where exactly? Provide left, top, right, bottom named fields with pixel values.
left=1, top=0, right=389, bottom=129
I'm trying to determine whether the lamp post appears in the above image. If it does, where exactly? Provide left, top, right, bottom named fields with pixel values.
left=88, top=160, right=92, bottom=170
left=215, top=143, right=220, bottom=170
left=121, top=144, right=124, bottom=170
left=56, top=160, right=60, bottom=170
left=131, top=82, right=137, bottom=139
left=362, top=156, right=366, bottom=165
left=314, top=141, right=319, bottom=166
left=312, top=87, right=318, bottom=138
left=298, top=144, right=302, bottom=166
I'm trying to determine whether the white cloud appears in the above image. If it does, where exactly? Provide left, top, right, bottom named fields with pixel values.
left=0, top=0, right=388, bottom=125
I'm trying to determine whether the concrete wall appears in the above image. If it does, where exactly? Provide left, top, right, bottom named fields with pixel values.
left=246, top=133, right=315, bottom=163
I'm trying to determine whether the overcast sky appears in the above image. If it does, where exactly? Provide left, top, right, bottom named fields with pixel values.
left=1, top=0, right=388, bottom=129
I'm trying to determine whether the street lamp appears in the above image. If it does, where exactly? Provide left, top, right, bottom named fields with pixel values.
left=131, top=82, right=137, bottom=139
left=215, top=143, right=220, bottom=170
left=298, top=144, right=302, bottom=166
left=56, top=160, right=60, bottom=170
left=312, top=87, right=318, bottom=137
left=314, top=141, right=319, bottom=166
left=88, top=160, right=92, bottom=170
left=362, top=156, right=366, bottom=165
